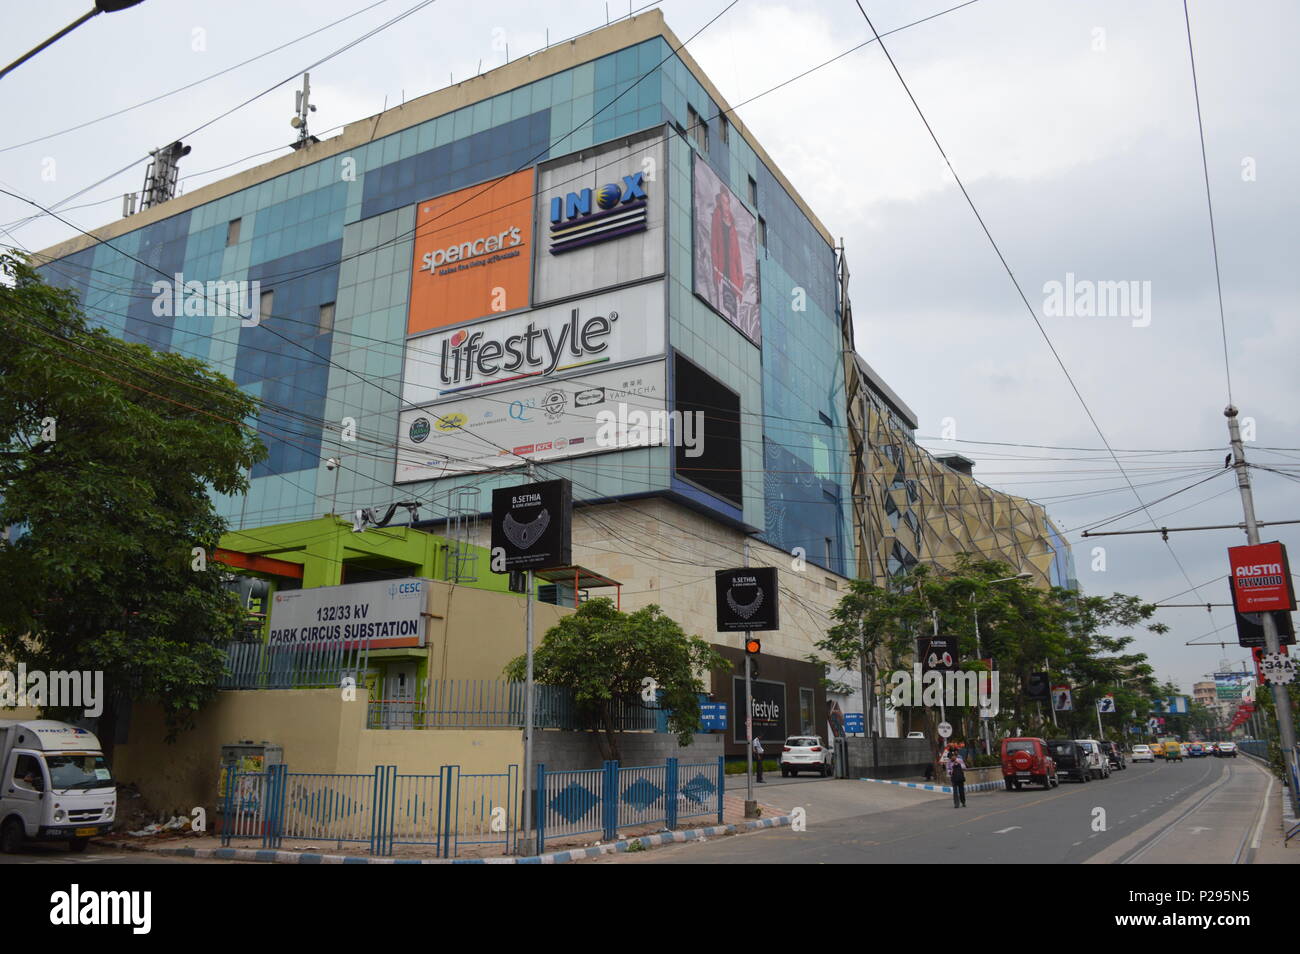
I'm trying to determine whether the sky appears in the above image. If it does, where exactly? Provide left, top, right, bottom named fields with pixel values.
left=2, top=0, right=1297, bottom=695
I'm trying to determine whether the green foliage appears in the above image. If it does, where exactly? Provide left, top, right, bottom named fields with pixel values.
left=820, top=557, right=1165, bottom=746
left=0, top=254, right=265, bottom=739
left=503, top=598, right=730, bottom=761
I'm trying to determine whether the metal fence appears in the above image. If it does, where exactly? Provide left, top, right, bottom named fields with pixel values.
left=220, top=762, right=517, bottom=857
left=221, top=640, right=370, bottom=690
left=367, top=679, right=660, bottom=732
left=219, top=758, right=721, bottom=857
left=533, top=757, right=724, bottom=854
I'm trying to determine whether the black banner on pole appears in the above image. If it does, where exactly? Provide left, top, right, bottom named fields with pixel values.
left=715, top=566, right=780, bottom=631
left=490, top=478, right=572, bottom=571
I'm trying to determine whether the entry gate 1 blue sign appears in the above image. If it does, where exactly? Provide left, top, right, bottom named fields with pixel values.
left=699, top=702, right=728, bottom=731
left=844, top=713, right=864, bottom=733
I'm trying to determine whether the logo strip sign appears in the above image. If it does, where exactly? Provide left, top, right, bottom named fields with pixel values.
left=715, top=567, right=780, bottom=632
left=490, top=478, right=573, bottom=572
left=1228, top=541, right=1296, bottom=613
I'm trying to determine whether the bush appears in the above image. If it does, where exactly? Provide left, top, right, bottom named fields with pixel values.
left=725, top=758, right=779, bottom=775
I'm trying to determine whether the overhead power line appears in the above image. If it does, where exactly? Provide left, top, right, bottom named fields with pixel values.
left=850, top=0, right=1209, bottom=605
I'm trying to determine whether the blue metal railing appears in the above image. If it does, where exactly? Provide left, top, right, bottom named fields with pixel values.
left=220, top=757, right=721, bottom=857
left=221, top=640, right=370, bottom=690
left=366, top=680, right=660, bottom=731
left=220, top=762, right=519, bottom=857
left=533, top=757, right=724, bottom=854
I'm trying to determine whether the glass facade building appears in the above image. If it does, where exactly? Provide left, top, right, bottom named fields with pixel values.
left=38, top=12, right=853, bottom=579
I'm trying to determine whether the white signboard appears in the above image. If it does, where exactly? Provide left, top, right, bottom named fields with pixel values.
left=401, top=281, right=665, bottom=406
left=533, top=130, right=665, bottom=304
left=396, top=361, right=667, bottom=481
left=268, top=579, right=430, bottom=650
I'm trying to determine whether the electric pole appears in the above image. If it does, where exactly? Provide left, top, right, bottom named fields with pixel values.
left=1226, top=405, right=1299, bottom=813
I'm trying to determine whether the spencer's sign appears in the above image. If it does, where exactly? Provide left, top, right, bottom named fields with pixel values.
left=1228, top=541, right=1296, bottom=614
left=407, top=169, right=534, bottom=335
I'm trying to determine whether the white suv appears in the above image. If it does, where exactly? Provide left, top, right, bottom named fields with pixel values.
left=780, top=736, right=834, bottom=777
left=1076, top=739, right=1111, bottom=779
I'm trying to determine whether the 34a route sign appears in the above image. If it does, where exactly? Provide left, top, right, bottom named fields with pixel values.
left=1260, top=653, right=1296, bottom=686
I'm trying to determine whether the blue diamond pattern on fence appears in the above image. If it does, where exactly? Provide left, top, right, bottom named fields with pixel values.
left=681, top=773, right=716, bottom=805
left=550, top=783, right=600, bottom=823
left=621, top=777, right=664, bottom=811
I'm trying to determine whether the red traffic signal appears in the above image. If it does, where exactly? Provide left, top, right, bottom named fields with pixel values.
left=744, top=637, right=761, bottom=655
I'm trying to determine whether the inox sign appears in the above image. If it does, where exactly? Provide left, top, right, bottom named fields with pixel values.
left=547, top=172, right=648, bottom=255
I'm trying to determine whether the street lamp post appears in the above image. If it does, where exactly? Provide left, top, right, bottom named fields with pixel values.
left=0, top=2, right=147, bottom=82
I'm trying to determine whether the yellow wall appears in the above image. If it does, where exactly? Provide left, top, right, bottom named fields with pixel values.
left=423, top=580, right=571, bottom=682
left=113, top=689, right=522, bottom=814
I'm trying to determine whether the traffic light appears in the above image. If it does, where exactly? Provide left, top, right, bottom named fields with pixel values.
left=745, top=637, right=761, bottom=656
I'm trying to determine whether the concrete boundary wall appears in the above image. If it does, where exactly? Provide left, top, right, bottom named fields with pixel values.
left=112, top=689, right=523, bottom=814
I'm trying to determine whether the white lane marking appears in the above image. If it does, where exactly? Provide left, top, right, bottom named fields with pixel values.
left=1188, top=826, right=1212, bottom=834
left=1250, top=771, right=1275, bottom=851
left=994, top=826, right=1021, bottom=834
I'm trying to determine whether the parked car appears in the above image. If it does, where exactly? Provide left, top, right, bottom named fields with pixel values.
left=780, top=736, right=834, bottom=777
left=1000, top=737, right=1058, bottom=790
left=1105, top=741, right=1126, bottom=770
left=1076, top=739, right=1111, bottom=779
left=1131, top=744, right=1155, bottom=763
left=1215, top=741, right=1238, bottom=758
left=1047, top=739, right=1091, bottom=783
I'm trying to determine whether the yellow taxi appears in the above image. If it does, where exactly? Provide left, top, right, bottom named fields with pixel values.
left=1152, top=742, right=1166, bottom=759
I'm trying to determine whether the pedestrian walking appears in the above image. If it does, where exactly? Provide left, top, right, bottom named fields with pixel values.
left=752, top=735, right=765, bottom=783
left=945, top=749, right=968, bottom=808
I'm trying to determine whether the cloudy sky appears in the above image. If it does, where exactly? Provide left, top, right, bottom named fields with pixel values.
left=3, top=0, right=1296, bottom=694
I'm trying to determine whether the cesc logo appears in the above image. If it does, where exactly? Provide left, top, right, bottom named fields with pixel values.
left=388, top=581, right=422, bottom=598
left=548, top=171, right=648, bottom=255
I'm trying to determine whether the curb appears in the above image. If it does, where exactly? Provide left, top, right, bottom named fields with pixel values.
left=129, top=816, right=794, bottom=865
left=858, top=776, right=1004, bottom=794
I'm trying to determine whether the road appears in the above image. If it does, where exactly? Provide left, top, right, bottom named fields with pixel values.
left=602, top=755, right=1276, bottom=864
left=0, top=845, right=231, bottom=864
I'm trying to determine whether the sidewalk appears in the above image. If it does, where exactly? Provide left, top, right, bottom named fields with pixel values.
left=1246, top=764, right=1299, bottom=864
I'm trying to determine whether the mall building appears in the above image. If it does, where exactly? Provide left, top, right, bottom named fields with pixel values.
left=35, top=10, right=1072, bottom=752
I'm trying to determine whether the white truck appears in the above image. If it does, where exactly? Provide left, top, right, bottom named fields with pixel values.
left=0, top=720, right=117, bottom=853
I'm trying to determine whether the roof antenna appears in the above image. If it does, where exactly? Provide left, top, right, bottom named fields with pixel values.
left=290, top=73, right=319, bottom=150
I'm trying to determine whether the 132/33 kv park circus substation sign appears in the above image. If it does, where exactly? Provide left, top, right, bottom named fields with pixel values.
left=715, top=567, right=780, bottom=632
left=1228, top=541, right=1296, bottom=614
left=490, top=478, right=573, bottom=572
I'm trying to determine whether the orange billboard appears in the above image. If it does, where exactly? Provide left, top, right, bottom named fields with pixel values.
left=407, top=169, right=534, bottom=335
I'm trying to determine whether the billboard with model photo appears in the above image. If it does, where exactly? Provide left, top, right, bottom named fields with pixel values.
left=692, top=153, right=760, bottom=345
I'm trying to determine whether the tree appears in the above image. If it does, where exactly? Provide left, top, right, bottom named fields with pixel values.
left=0, top=253, right=265, bottom=750
left=815, top=577, right=916, bottom=738
left=817, top=557, right=1165, bottom=771
left=503, top=598, right=730, bottom=762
